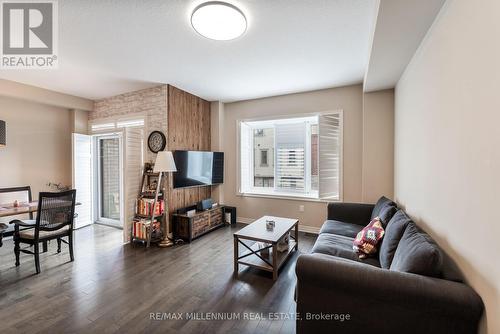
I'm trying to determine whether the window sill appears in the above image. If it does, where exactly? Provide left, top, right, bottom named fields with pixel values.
left=237, top=192, right=340, bottom=203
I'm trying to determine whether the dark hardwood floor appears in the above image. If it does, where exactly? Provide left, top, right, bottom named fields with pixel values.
left=0, top=223, right=317, bottom=334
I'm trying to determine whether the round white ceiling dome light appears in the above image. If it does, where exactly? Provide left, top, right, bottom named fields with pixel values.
left=191, top=1, right=247, bottom=41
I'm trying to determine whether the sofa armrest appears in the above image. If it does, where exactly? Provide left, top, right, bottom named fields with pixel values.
left=327, top=202, right=374, bottom=226
left=295, top=254, right=483, bottom=334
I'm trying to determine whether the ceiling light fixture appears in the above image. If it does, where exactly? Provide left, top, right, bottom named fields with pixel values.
left=191, top=1, right=247, bottom=41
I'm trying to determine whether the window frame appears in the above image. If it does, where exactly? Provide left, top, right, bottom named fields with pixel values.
left=236, top=110, right=343, bottom=202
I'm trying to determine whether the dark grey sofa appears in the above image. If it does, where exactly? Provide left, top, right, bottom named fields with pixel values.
left=295, top=197, right=484, bottom=334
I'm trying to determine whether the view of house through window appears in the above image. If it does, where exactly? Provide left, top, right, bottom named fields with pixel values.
left=240, top=112, right=341, bottom=200
left=254, top=128, right=274, bottom=187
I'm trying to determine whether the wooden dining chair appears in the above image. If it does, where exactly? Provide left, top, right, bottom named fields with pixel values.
left=11, top=190, right=77, bottom=274
left=0, top=186, right=54, bottom=252
left=0, top=186, right=34, bottom=221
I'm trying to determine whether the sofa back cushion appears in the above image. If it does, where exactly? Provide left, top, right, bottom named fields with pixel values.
left=390, top=222, right=443, bottom=278
left=371, top=196, right=397, bottom=226
left=377, top=205, right=398, bottom=228
left=378, top=210, right=411, bottom=268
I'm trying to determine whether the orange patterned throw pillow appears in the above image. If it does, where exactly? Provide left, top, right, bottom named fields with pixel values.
left=353, top=217, right=385, bottom=258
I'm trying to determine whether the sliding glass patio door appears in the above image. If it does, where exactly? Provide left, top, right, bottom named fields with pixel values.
left=95, top=134, right=123, bottom=227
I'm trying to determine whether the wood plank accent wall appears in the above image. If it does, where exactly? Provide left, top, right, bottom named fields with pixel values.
left=167, top=85, right=212, bottom=215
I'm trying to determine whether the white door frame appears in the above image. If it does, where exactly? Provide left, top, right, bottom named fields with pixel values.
left=72, top=133, right=93, bottom=229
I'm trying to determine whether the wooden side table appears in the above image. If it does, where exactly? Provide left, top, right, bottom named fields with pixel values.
left=223, top=206, right=237, bottom=225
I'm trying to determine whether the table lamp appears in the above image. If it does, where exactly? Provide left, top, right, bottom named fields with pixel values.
left=153, top=151, right=177, bottom=247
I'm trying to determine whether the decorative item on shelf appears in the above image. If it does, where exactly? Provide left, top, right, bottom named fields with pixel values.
left=266, top=219, right=275, bottom=231
left=144, top=161, right=154, bottom=173
left=153, top=151, right=177, bottom=248
left=277, top=233, right=290, bottom=252
left=46, top=182, right=71, bottom=192
left=147, top=131, right=166, bottom=153
left=0, top=120, right=5, bottom=147
left=197, top=198, right=213, bottom=211
left=258, top=242, right=271, bottom=256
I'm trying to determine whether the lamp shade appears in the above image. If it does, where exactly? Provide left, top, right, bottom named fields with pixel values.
left=0, top=120, right=5, bottom=146
left=153, top=151, right=177, bottom=173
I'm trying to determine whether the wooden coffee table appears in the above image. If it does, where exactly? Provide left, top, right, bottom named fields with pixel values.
left=234, top=216, right=299, bottom=280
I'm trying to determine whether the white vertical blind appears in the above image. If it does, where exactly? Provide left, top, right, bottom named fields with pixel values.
left=240, top=122, right=252, bottom=193
left=72, top=133, right=93, bottom=229
left=124, top=127, right=144, bottom=240
left=319, top=113, right=342, bottom=200
left=275, top=122, right=306, bottom=192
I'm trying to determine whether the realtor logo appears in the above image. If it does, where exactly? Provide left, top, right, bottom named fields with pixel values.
left=1, top=0, right=58, bottom=68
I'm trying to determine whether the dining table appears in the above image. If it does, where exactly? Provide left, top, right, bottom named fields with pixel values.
left=0, top=201, right=40, bottom=218
left=0, top=201, right=81, bottom=247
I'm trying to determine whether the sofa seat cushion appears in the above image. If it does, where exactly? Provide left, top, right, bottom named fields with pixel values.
left=312, top=233, right=381, bottom=267
left=378, top=210, right=412, bottom=269
left=390, top=222, right=443, bottom=278
left=319, top=220, right=364, bottom=238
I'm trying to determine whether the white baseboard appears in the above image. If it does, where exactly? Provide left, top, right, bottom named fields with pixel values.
left=299, top=225, right=321, bottom=234
left=237, top=216, right=320, bottom=234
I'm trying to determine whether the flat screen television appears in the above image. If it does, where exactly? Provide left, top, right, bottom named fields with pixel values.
left=173, top=150, right=224, bottom=189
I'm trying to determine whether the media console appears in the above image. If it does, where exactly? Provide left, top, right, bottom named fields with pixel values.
left=172, top=205, right=224, bottom=242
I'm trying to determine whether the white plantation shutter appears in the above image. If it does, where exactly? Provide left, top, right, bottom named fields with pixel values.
left=124, top=127, right=144, bottom=239
left=319, top=113, right=342, bottom=200
left=239, top=122, right=252, bottom=193
left=72, top=134, right=93, bottom=229
left=275, top=122, right=306, bottom=192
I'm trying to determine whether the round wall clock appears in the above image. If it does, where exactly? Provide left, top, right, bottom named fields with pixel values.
left=148, top=131, right=166, bottom=153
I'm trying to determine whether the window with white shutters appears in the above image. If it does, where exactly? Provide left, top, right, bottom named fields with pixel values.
left=319, top=113, right=342, bottom=200
left=238, top=111, right=342, bottom=200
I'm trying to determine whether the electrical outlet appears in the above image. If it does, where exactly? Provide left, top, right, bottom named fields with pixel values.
left=299, top=205, right=305, bottom=212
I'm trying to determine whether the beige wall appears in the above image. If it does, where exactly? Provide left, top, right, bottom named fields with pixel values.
left=394, top=0, right=500, bottom=332
left=0, top=96, right=72, bottom=196
left=0, top=79, right=93, bottom=111
left=221, top=85, right=365, bottom=231
left=362, top=89, right=394, bottom=202
left=70, top=109, right=89, bottom=134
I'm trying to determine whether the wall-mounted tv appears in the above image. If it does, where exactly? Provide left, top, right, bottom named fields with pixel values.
left=173, top=150, right=224, bottom=189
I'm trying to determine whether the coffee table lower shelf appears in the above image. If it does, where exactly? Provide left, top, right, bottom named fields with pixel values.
left=238, top=240, right=297, bottom=270
left=234, top=239, right=298, bottom=280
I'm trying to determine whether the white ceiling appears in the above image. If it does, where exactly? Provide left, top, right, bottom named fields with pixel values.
left=0, top=0, right=377, bottom=102
left=363, top=0, right=446, bottom=92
